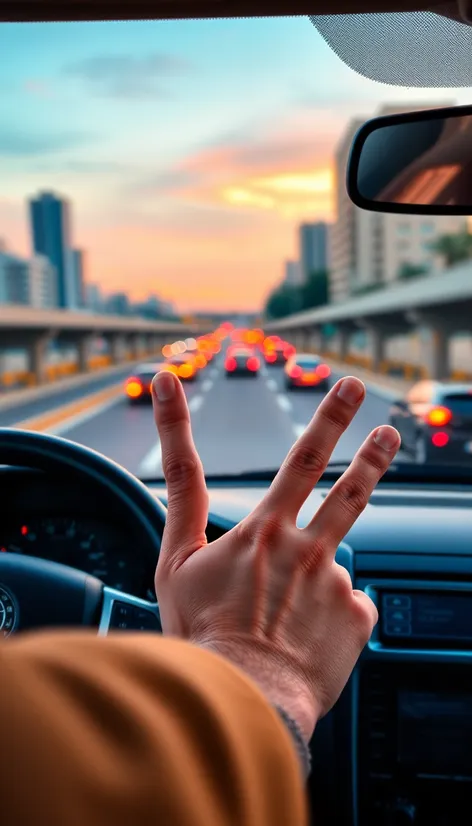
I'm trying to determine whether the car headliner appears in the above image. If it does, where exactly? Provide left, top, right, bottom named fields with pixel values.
left=0, top=1, right=467, bottom=27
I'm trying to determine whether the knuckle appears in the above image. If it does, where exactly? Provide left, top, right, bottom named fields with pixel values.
left=164, top=454, right=200, bottom=490
left=359, top=448, right=387, bottom=475
left=335, top=476, right=370, bottom=517
left=319, top=404, right=349, bottom=432
left=333, top=566, right=353, bottom=600
left=159, top=410, right=190, bottom=433
left=286, top=443, right=326, bottom=478
left=352, top=600, right=375, bottom=641
left=301, top=536, right=327, bottom=572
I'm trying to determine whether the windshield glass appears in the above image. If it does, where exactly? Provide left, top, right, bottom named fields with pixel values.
left=2, top=18, right=472, bottom=480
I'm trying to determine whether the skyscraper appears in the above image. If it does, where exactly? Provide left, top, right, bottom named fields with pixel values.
left=72, top=249, right=85, bottom=308
left=29, top=192, right=74, bottom=309
left=299, top=223, right=329, bottom=283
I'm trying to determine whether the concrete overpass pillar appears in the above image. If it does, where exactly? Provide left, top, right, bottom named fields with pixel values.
left=108, top=334, right=127, bottom=364
left=369, top=327, right=386, bottom=373
left=76, top=335, right=95, bottom=373
left=338, top=326, right=350, bottom=362
left=27, top=334, right=51, bottom=385
left=308, top=328, right=323, bottom=354
left=420, top=325, right=451, bottom=381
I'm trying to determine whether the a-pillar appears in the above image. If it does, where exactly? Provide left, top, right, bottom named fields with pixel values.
left=27, top=333, right=52, bottom=385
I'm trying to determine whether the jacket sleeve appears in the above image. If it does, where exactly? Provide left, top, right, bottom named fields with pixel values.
left=0, top=631, right=308, bottom=826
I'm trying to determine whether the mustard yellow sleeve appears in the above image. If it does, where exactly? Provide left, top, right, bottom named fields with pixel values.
left=0, top=632, right=308, bottom=826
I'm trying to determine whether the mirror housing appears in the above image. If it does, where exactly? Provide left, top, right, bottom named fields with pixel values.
left=347, top=104, right=472, bottom=215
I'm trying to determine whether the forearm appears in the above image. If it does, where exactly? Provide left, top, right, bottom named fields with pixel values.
left=0, top=632, right=308, bottom=826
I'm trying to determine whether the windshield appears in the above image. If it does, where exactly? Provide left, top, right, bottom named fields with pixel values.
left=2, top=18, right=472, bottom=481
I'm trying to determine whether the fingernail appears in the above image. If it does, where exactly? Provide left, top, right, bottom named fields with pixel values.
left=337, top=377, right=364, bottom=405
left=374, top=426, right=400, bottom=451
left=152, top=372, right=175, bottom=402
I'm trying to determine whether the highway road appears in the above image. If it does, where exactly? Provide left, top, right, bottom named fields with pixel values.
left=1, top=356, right=396, bottom=479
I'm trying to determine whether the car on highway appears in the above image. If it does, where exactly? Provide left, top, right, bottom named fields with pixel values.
left=165, top=353, right=199, bottom=381
left=124, top=363, right=164, bottom=403
left=224, top=346, right=260, bottom=376
left=263, top=339, right=294, bottom=366
left=284, top=353, right=332, bottom=391
left=389, top=381, right=472, bottom=464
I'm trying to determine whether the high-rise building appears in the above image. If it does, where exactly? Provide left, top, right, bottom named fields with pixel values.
left=71, top=249, right=85, bottom=308
left=106, top=292, right=130, bottom=315
left=86, top=283, right=103, bottom=312
left=329, top=103, right=466, bottom=303
left=299, top=222, right=329, bottom=283
left=284, top=260, right=303, bottom=286
left=29, top=255, right=57, bottom=308
left=29, top=191, right=75, bottom=309
left=0, top=251, right=30, bottom=305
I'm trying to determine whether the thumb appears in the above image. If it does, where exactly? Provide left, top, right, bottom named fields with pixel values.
left=152, top=371, right=209, bottom=568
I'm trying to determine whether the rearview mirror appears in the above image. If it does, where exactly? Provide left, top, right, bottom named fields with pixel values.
left=347, top=104, right=472, bottom=215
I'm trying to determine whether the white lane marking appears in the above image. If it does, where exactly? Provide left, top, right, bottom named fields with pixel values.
left=266, top=379, right=277, bottom=392
left=202, top=379, right=213, bottom=392
left=46, top=396, right=123, bottom=436
left=276, top=394, right=292, bottom=412
left=188, top=395, right=204, bottom=412
left=138, top=440, right=162, bottom=477
left=293, top=423, right=306, bottom=440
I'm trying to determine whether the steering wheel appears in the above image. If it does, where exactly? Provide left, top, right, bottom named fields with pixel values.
left=0, top=428, right=166, bottom=638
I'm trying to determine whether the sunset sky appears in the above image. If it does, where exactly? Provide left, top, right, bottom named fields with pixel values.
left=0, top=17, right=468, bottom=312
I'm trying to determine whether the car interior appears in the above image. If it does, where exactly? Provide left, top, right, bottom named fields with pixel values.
left=2, top=1, right=472, bottom=825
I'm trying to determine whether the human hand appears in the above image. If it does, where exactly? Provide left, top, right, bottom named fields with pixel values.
left=152, top=372, right=400, bottom=741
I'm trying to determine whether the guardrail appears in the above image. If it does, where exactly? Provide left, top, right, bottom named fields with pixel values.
left=305, top=348, right=472, bottom=384
left=0, top=354, right=120, bottom=390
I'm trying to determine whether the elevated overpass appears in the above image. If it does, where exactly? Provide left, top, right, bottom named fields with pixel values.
left=0, top=306, right=207, bottom=386
left=266, top=263, right=472, bottom=381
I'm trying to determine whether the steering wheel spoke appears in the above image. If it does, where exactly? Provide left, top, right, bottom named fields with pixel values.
left=99, top=587, right=162, bottom=634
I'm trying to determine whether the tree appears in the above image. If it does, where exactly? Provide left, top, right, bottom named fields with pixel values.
left=397, top=262, right=429, bottom=281
left=429, top=230, right=472, bottom=267
left=264, top=270, right=329, bottom=320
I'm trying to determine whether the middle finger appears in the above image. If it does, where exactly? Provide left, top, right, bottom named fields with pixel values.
left=260, top=376, right=366, bottom=520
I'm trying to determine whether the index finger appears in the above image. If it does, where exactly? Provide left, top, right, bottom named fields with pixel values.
left=152, top=371, right=209, bottom=567
left=260, top=376, right=366, bottom=519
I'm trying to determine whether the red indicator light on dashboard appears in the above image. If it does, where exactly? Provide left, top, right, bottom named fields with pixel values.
left=21, top=525, right=28, bottom=536
left=0, top=547, right=6, bottom=553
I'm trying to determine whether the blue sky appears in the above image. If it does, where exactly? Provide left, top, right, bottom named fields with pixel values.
left=0, top=18, right=467, bottom=310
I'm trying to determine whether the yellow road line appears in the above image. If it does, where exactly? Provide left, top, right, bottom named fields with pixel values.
left=13, top=384, right=124, bottom=432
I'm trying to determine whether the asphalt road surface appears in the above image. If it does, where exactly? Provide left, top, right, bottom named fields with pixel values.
left=16, top=357, right=394, bottom=479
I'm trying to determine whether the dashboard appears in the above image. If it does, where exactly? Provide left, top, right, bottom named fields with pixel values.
left=151, top=479, right=472, bottom=826
left=3, top=467, right=472, bottom=826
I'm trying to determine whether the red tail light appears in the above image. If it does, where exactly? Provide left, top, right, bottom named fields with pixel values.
left=225, top=357, right=237, bottom=371
left=266, top=352, right=276, bottom=363
left=284, top=345, right=296, bottom=358
left=432, top=431, right=449, bottom=447
left=289, top=365, right=303, bottom=379
left=247, top=356, right=260, bottom=371
left=316, top=363, right=331, bottom=379
left=425, top=406, right=452, bottom=427
left=125, top=378, right=143, bottom=398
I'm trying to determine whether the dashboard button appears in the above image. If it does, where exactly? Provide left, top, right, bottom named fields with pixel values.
left=384, top=621, right=411, bottom=636
left=383, top=595, right=412, bottom=609
left=384, top=608, right=411, bottom=624
left=110, top=600, right=161, bottom=631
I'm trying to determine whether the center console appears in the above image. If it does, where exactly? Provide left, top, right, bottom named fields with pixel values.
left=356, top=580, right=472, bottom=826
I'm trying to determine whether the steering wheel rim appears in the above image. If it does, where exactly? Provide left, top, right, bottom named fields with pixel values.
left=0, top=428, right=166, bottom=637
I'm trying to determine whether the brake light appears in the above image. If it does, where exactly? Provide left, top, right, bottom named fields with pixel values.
left=178, top=363, right=194, bottom=379
left=225, top=357, right=237, bottom=371
left=125, top=378, right=143, bottom=398
left=289, top=366, right=303, bottom=378
left=432, top=431, right=449, bottom=447
left=316, top=363, right=331, bottom=379
left=284, top=345, right=296, bottom=358
left=266, top=352, right=276, bottom=363
left=247, top=356, right=260, bottom=371
left=426, top=406, right=452, bottom=427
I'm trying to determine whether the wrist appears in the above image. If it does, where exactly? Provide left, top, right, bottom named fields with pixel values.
left=199, top=638, right=319, bottom=741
